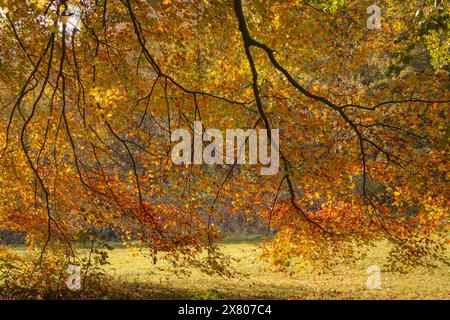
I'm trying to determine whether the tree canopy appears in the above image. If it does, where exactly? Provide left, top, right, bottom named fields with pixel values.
left=0, top=0, right=448, bottom=283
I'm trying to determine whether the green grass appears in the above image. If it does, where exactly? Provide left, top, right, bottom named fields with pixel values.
left=97, top=241, right=449, bottom=300
left=3, top=239, right=449, bottom=299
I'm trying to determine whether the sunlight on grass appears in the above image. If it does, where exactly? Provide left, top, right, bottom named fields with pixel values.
left=96, top=241, right=449, bottom=299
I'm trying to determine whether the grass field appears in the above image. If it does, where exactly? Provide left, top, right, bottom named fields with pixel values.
left=94, top=239, right=449, bottom=300
left=3, top=238, right=449, bottom=299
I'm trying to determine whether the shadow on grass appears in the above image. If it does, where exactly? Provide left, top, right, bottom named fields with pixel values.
left=1, top=279, right=331, bottom=300
left=89, top=279, right=370, bottom=300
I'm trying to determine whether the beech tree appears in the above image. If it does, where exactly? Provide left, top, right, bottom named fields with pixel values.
left=0, top=0, right=448, bottom=286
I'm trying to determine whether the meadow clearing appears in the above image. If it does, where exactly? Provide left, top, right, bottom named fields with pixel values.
left=95, top=238, right=449, bottom=300
left=2, top=237, right=449, bottom=300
